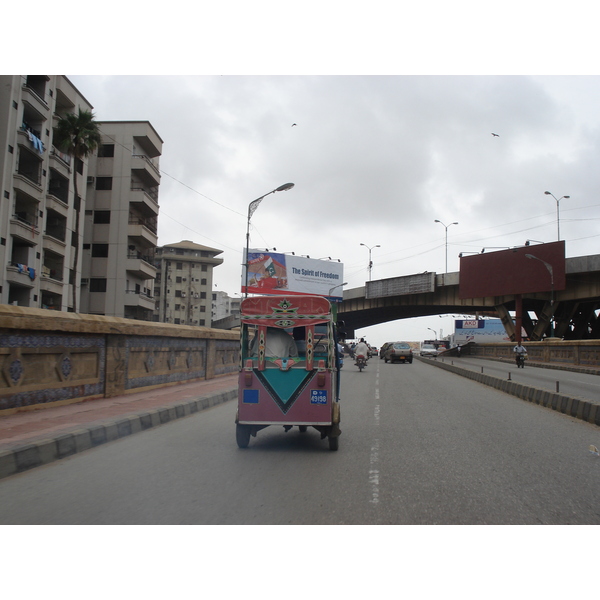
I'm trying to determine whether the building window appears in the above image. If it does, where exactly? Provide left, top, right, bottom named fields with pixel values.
left=201, top=278, right=207, bottom=285
left=176, top=262, right=183, bottom=270
left=176, top=276, right=182, bottom=283
left=201, top=265, right=208, bottom=272
left=200, top=306, right=206, bottom=313
left=93, top=210, right=111, bottom=224
left=175, top=304, right=181, bottom=311
left=90, top=278, right=107, bottom=292
left=95, top=177, right=112, bottom=190
left=91, top=244, right=109, bottom=257
left=175, top=290, right=182, bottom=298
left=200, top=292, right=207, bottom=299
left=98, top=144, right=115, bottom=157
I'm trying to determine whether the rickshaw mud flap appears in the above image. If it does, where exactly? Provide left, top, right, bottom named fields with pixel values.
left=314, top=423, right=342, bottom=439
left=250, top=425, right=269, bottom=437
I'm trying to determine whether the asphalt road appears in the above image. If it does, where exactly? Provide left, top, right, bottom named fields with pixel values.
left=1, top=358, right=600, bottom=524
left=430, top=355, right=600, bottom=401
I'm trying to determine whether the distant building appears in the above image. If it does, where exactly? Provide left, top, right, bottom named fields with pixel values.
left=154, top=241, right=223, bottom=326
left=80, top=121, right=163, bottom=320
left=212, top=290, right=241, bottom=322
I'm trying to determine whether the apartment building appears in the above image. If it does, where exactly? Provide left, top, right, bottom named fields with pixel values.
left=80, top=121, right=163, bottom=320
left=0, top=75, right=93, bottom=310
left=154, top=241, right=223, bottom=326
left=212, top=290, right=241, bottom=321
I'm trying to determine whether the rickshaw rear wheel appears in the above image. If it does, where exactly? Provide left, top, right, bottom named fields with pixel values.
left=328, top=435, right=339, bottom=451
left=236, top=424, right=251, bottom=448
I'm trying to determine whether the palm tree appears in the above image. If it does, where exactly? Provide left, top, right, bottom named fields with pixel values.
left=54, top=109, right=101, bottom=313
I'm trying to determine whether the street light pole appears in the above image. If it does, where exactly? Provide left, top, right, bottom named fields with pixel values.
left=360, top=243, right=380, bottom=281
left=427, top=327, right=437, bottom=340
left=244, top=183, right=294, bottom=297
left=525, top=253, right=555, bottom=337
left=434, top=220, right=458, bottom=273
left=544, top=191, right=570, bottom=241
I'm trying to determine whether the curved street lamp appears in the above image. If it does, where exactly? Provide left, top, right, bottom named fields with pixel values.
left=244, top=183, right=295, bottom=297
left=360, top=243, right=380, bottom=281
left=434, top=220, right=458, bottom=273
left=544, top=191, right=570, bottom=241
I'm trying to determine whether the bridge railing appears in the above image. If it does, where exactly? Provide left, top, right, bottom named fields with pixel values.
left=453, top=340, right=600, bottom=368
left=0, top=305, right=239, bottom=415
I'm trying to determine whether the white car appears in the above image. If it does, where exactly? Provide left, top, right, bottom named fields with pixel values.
left=420, top=344, right=438, bottom=357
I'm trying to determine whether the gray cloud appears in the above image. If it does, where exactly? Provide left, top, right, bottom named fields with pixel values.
left=69, top=74, right=600, bottom=343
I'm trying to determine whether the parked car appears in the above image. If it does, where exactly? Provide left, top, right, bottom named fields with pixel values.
left=420, top=343, right=438, bottom=357
left=383, top=342, right=413, bottom=364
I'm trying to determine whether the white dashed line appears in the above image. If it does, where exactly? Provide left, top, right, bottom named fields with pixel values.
left=370, top=362, right=381, bottom=504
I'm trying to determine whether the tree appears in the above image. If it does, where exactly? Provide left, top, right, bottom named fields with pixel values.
left=54, top=109, right=102, bottom=313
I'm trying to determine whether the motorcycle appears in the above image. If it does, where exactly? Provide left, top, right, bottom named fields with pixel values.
left=516, top=353, right=527, bottom=368
left=356, top=354, right=367, bottom=372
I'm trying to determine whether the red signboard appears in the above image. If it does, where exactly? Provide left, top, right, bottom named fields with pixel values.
left=459, top=241, right=566, bottom=299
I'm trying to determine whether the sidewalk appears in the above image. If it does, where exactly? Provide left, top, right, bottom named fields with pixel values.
left=0, top=374, right=238, bottom=480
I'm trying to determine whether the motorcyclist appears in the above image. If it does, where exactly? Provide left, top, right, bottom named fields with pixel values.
left=354, top=338, right=370, bottom=365
left=513, top=342, right=527, bottom=368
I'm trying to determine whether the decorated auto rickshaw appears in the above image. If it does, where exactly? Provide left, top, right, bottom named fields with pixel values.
left=236, top=295, right=342, bottom=450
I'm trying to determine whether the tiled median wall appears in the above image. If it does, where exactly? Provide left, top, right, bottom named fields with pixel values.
left=466, top=340, right=600, bottom=366
left=0, top=306, right=239, bottom=414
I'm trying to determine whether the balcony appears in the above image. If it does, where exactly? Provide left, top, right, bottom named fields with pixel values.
left=131, top=154, right=160, bottom=186
left=126, top=254, right=157, bottom=279
left=6, top=262, right=36, bottom=288
left=124, top=289, right=155, bottom=311
left=128, top=219, right=158, bottom=246
left=40, top=269, right=64, bottom=295
left=130, top=187, right=159, bottom=217
left=10, top=214, right=40, bottom=242
left=42, top=234, right=66, bottom=255
left=49, top=146, right=72, bottom=175
left=22, top=79, right=49, bottom=115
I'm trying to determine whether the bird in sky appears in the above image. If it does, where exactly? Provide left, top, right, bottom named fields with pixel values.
left=292, top=123, right=297, bottom=127
left=491, top=132, right=499, bottom=137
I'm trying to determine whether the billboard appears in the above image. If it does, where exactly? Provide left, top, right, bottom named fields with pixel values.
left=242, top=250, right=345, bottom=300
left=459, top=241, right=566, bottom=299
left=454, top=319, right=512, bottom=344
left=366, top=272, right=436, bottom=298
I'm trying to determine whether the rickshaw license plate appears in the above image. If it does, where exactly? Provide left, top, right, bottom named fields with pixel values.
left=310, top=390, right=328, bottom=404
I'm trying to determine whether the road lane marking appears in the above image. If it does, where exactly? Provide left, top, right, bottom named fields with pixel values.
left=370, top=360, right=381, bottom=505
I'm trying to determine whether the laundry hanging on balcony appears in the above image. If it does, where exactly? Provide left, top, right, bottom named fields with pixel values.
left=25, top=129, right=45, bottom=155
left=17, top=264, right=36, bottom=280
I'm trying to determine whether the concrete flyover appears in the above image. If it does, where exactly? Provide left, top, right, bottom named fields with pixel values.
left=338, top=253, right=600, bottom=341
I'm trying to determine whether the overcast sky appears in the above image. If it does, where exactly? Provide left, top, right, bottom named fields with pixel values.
left=66, top=73, right=600, bottom=344
left=10, top=3, right=599, bottom=346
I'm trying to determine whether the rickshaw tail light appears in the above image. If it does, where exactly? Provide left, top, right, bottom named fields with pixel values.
left=317, top=359, right=326, bottom=386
